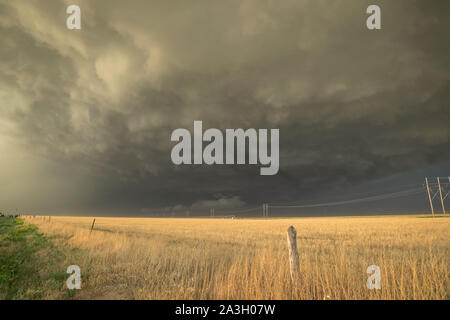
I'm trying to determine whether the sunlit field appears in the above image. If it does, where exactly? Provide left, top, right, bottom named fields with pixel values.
left=22, top=215, right=449, bottom=299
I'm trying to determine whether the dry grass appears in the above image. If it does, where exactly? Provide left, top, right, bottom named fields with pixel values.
left=23, top=215, right=449, bottom=300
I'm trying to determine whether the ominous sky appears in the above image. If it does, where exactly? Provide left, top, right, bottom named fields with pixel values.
left=0, top=0, right=449, bottom=216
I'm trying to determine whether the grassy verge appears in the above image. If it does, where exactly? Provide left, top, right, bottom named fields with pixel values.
left=0, top=216, right=74, bottom=299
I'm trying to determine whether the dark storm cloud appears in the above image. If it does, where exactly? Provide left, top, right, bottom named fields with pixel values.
left=0, top=0, right=449, bottom=214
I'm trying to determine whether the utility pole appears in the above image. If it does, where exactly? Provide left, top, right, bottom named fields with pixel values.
left=262, top=203, right=269, bottom=217
left=438, top=177, right=446, bottom=215
left=425, top=177, right=435, bottom=217
left=210, top=208, right=214, bottom=217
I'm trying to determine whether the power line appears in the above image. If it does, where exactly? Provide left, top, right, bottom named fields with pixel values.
left=217, top=206, right=261, bottom=216
left=269, top=187, right=424, bottom=209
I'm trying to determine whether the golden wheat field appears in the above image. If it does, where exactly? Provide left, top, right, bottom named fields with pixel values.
left=23, top=215, right=449, bottom=300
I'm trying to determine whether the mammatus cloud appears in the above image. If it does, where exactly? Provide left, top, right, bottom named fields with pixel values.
left=0, top=0, right=449, bottom=214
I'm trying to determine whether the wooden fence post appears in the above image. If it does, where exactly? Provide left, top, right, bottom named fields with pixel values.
left=287, top=225, right=300, bottom=283
left=90, top=218, right=96, bottom=233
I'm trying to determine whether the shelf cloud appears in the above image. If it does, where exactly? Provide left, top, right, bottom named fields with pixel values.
left=0, top=0, right=449, bottom=215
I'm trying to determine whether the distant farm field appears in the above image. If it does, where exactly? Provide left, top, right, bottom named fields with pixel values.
left=8, top=215, right=450, bottom=299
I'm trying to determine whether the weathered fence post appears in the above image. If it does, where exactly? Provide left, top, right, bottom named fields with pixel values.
left=90, top=218, right=96, bottom=233
left=287, top=226, right=300, bottom=283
